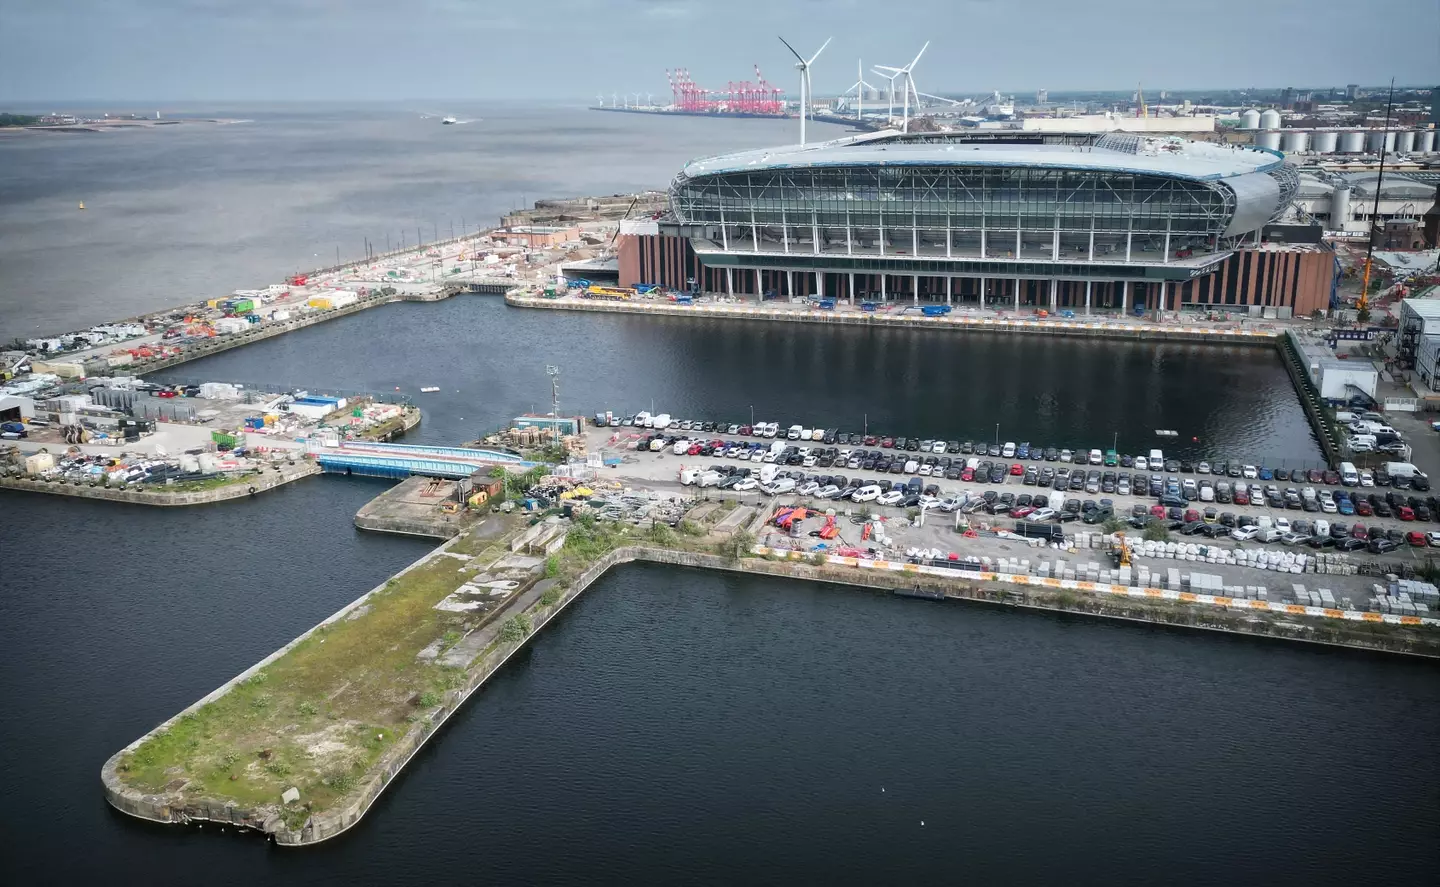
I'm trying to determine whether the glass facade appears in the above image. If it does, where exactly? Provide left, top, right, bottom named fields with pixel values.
left=671, top=164, right=1253, bottom=264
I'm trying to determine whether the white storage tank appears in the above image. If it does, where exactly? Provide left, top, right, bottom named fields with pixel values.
left=1420, top=131, right=1437, bottom=153
left=1239, top=109, right=1261, bottom=130
left=1256, top=131, right=1283, bottom=151
left=1311, top=131, right=1338, bottom=153
left=1396, top=131, right=1416, bottom=153
left=1281, top=131, right=1309, bottom=153
left=1339, top=131, right=1365, bottom=153
left=1367, top=130, right=1395, bottom=153
left=1330, top=186, right=1351, bottom=229
left=1258, top=109, right=1282, bottom=130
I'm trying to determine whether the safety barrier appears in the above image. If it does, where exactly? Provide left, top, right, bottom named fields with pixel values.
left=752, top=546, right=1440, bottom=629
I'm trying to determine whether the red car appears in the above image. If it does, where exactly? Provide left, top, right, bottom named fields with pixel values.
left=1307, top=469, right=1324, bottom=484
left=863, top=435, right=878, bottom=446
left=1150, top=505, right=1166, bottom=518
left=1407, top=531, right=1428, bottom=547
left=155, top=389, right=177, bottom=398
left=1011, top=506, right=1035, bottom=518
left=1010, top=463, right=1024, bottom=476
left=738, top=425, right=752, bottom=436
left=880, top=437, right=895, bottom=448
left=1351, top=523, right=1368, bottom=539
left=1398, top=505, right=1416, bottom=521
left=1184, top=509, right=1201, bottom=522
left=687, top=443, right=703, bottom=456
left=961, top=468, right=975, bottom=482
left=1355, top=499, right=1373, bottom=516
left=1234, top=489, right=1250, bottom=505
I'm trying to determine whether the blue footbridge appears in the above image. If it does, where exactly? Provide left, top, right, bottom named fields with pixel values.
left=309, top=441, right=538, bottom=480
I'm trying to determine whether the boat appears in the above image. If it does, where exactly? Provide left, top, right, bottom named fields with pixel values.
left=441, top=117, right=457, bottom=125
left=78, top=201, right=85, bottom=210
left=420, top=386, right=440, bottom=393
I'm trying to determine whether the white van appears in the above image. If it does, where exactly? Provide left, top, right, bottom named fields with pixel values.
left=759, top=464, right=779, bottom=484
left=1339, top=462, right=1359, bottom=486
left=672, top=439, right=691, bottom=455
left=787, top=424, right=803, bottom=440
left=852, top=484, right=882, bottom=503
left=1255, top=527, right=1282, bottom=543
left=1313, top=518, right=1330, bottom=538
left=653, top=413, right=672, bottom=429
left=1149, top=449, right=1164, bottom=465
left=1088, top=448, right=1103, bottom=465
left=1048, top=490, right=1067, bottom=511
left=763, top=422, right=779, bottom=438
left=698, top=471, right=723, bottom=488
left=679, top=467, right=700, bottom=485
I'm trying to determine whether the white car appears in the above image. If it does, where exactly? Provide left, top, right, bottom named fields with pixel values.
left=1274, top=517, right=1291, bottom=534
left=1134, top=456, right=1148, bottom=471
left=817, top=485, right=841, bottom=499
left=1059, top=449, right=1073, bottom=463
left=1118, top=480, right=1131, bottom=496
left=1360, top=470, right=1375, bottom=487
left=733, top=478, right=758, bottom=492
left=919, top=463, right=933, bottom=476
left=876, top=489, right=904, bottom=506
left=1027, top=507, right=1057, bottom=522
left=1428, top=531, right=1440, bottom=548
left=802, top=455, right=817, bottom=467
left=766, top=478, right=796, bottom=495
left=1198, top=484, right=1214, bottom=502
left=1196, top=460, right=1210, bottom=474
left=798, top=481, right=820, bottom=496
left=931, top=441, right=947, bottom=454
left=1320, top=497, right=1337, bottom=513
left=1242, top=464, right=1258, bottom=479
left=852, top=485, right=882, bottom=503
left=1280, top=531, right=1310, bottom=545
left=918, top=494, right=941, bottom=509
left=938, top=497, right=963, bottom=512
left=1002, top=442, right=1016, bottom=457
left=1231, top=526, right=1260, bottom=541
left=904, top=459, right=919, bottom=473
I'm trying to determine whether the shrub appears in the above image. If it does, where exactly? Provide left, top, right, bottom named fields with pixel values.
left=678, top=519, right=704, bottom=536
left=499, top=614, right=532, bottom=644
left=418, top=690, right=442, bottom=708
left=543, top=556, right=560, bottom=578
left=297, top=701, right=318, bottom=716
left=1142, top=522, right=1170, bottom=542
left=539, top=587, right=562, bottom=607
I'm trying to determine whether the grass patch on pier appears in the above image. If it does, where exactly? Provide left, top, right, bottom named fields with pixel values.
left=116, top=537, right=510, bottom=812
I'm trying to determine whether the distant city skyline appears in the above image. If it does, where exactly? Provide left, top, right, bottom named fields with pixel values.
left=1, top=0, right=1436, bottom=102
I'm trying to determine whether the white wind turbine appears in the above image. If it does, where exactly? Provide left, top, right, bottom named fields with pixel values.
left=872, top=66, right=901, bottom=121
left=873, top=41, right=929, bottom=132
left=845, top=59, right=877, bottom=121
left=778, top=35, right=831, bottom=146
left=596, top=92, right=604, bottom=107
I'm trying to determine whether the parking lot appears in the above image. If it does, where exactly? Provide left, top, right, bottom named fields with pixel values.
left=588, top=424, right=1440, bottom=572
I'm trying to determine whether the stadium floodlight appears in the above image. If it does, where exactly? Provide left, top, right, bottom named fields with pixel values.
left=779, top=35, right=831, bottom=146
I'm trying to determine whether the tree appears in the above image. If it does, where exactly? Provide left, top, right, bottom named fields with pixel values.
left=1357, top=306, right=1372, bottom=324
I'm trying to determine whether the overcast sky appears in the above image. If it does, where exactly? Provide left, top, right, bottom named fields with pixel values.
left=2, top=0, right=1436, bottom=103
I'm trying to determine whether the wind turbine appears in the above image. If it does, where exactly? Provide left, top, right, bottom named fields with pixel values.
left=845, top=59, right=877, bottom=121
left=596, top=92, right=604, bottom=107
left=872, top=67, right=901, bottom=121
left=778, top=35, right=831, bottom=146
left=874, top=41, right=929, bottom=132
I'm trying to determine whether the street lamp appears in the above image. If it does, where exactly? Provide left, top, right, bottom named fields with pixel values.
left=994, top=423, right=1000, bottom=447
left=750, top=404, right=754, bottom=426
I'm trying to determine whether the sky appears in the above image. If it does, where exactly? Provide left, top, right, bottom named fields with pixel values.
left=1, top=0, right=1436, bottom=103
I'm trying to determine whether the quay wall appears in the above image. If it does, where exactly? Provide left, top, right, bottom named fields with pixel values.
left=0, top=461, right=321, bottom=506
left=503, top=293, right=1284, bottom=345
left=102, top=536, right=1437, bottom=848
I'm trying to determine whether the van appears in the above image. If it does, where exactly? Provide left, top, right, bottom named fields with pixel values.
left=1339, top=462, right=1359, bottom=486
left=787, top=425, right=803, bottom=440
left=1255, top=527, right=1282, bottom=543
left=672, top=439, right=691, bottom=455
left=1256, top=515, right=1273, bottom=530
left=679, top=467, right=701, bottom=485
left=1088, top=448, right=1103, bottom=465
left=1313, top=519, right=1330, bottom=538
left=1149, top=449, right=1164, bottom=465
left=635, top=410, right=652, bottom=427
left=763, top=422, right=779, bottom=438
left=698, top=471, right=723, bottom=488
left=1048, top=490, right=1067, bottom=511
left=759, top=464, right=779, bottom=484
left=653, top=413, right=672, bottom=429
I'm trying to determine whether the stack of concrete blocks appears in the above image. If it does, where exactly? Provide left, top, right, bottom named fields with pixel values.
left=1117, top=565, right=1132, bottom=587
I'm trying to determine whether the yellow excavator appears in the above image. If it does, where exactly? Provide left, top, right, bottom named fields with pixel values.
left=1109, top=531, right=1131, bottom=568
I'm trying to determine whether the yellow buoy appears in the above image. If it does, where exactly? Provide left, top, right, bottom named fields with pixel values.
left=78, top=201, right=85, bottom=210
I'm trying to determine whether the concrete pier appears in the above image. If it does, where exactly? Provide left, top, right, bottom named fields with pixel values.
left=0, top=461, right=321, bottom=506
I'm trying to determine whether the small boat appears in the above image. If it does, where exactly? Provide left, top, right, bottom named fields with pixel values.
left=78, top=201, right=86, bottom=210
left=420, top=386, right=440, bottom=393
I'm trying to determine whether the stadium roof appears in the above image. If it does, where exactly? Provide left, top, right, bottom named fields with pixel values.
left=681, top=131, right=1284, bottom=183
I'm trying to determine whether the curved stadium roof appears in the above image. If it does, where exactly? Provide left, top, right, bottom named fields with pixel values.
left=679, top=131, right=1285, bottom=183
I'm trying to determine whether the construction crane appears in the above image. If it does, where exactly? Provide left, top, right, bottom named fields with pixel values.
left=607, top=194, right=642, bottom=247
left=1109, top=532, right=1131, bottom=568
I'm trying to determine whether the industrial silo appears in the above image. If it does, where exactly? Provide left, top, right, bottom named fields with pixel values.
left=1419, top=131, right=1437, bottom=153
left=1330, top=186, right=1351, bottom=230
left=1259, top=109, right=1282, bottom=130
left=1367, top=130, right=1395, bottom=153
left=1239, top=109, right=1261, bottom=130
left=1311, top=131, right=1339, bottom=153
left=1396, top=131, right=1416, bottom=153
left=1339, top=131, right=1365, bottom=153
left=1256, top=131, right=1283, bottom=150
left=1281, top=131, right=1310, bottom=153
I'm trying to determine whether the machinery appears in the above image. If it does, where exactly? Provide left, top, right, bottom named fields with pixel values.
left=1109, top=531, right=1131, bottom=568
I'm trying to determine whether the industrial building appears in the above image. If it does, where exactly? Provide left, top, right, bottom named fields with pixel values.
left=1292, top=170, right=1440, bottom=243
left=616, top=129, right=1337, bottom=316
left=1397, top=298, right=1440, bottom=393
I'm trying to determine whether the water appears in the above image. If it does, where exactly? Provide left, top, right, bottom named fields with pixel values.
left=151, top=296, right=1324, bottom=464
left=1, top=103, right=1415, bottom=882
left=1, top=494, right=1436, bottom=884
left=0, top=102, right=844, bottom=338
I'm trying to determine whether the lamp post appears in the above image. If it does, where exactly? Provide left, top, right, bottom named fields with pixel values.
left=994, top=423, right=1000, bottom=448
left=750, top=404, right=754, bottom=427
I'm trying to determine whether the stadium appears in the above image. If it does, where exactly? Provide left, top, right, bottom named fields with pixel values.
left=616, top=130, right=1334, bottom=316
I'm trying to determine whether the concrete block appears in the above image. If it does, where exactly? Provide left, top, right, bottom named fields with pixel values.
left=282, top=787, right=300, bottom=805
